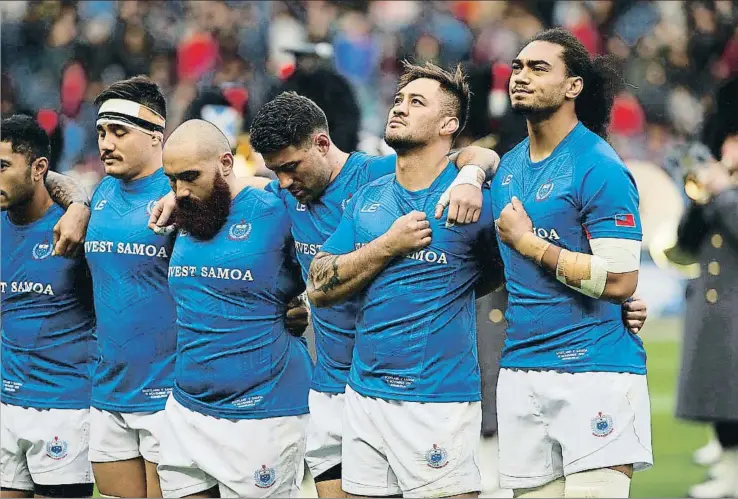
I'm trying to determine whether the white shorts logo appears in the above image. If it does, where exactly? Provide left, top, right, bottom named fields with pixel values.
left=254, top=465, right=277, bottom=488
left=46, top=436, right=68, bottom=460
left=425, top=444, right=448, bottom=468
left=591, top=412, right=614, bottom=437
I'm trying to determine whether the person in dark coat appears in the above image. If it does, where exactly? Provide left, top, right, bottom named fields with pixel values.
left=675, top=76, right=738, bottom=499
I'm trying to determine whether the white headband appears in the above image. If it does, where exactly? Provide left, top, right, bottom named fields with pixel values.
left=96, top=98, right=166, bottom=136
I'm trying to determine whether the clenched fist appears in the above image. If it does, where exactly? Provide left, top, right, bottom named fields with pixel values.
left=495, top=196, right=533, bottom=250
left=381, top=211, right=432, bottom=256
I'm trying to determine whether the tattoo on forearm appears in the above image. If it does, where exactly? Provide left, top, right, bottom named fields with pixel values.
left=45, top=172, right=89, bottom=208
left=313, top=255, right=342, bottom=294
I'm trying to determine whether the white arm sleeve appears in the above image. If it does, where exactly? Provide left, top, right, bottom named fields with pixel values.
left=589, top=238, right=642, bottom=273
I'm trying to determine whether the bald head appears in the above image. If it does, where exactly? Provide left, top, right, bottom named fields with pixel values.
left=164, top=119, right=231, bottom=162
left=163, top=119, right=236, bottom=203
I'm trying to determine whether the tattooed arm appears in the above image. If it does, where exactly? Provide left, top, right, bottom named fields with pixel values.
left=308, top=210, right=432, bottom=307
left=46, top=171, right=90, bottom=208
left=45, top=172, right=91, bottom=258
left=308, top=246, right=394, bottom=307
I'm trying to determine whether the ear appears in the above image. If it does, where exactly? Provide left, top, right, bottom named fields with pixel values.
left=219, top=151, right=235, bottom=177
left=314, top=132, right=331, bottom=155
left=31, top=157, right=49, bottom=182
left=440, top=116, right=459, bottom=138
left=151, top=132, right=163, bottom=147
left=566, top=76, right=584, bottom=100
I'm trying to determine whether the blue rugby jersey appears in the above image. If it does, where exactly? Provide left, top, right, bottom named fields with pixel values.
left=491, top=122, right=646, bottom=373
left=265, top=152, right=396, bottom=393
left=167, top=186, right=312, bottom=419
left=321, top=163, right=496, bottom=402
left=85, top=168, right=177, bottom=411
left=2, top=204, right=95, bottom=409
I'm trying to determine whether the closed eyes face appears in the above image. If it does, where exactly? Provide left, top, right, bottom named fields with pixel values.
left=262, top=135, right=332, bottom=204
left=97, top=123, right=153, bottom=178
left=163, top=148, right=219, bottom=203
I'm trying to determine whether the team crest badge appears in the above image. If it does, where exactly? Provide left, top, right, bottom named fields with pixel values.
left=228, top=220, right=252, bottom=241
left=32, top=240, right=53, bottom=260
left=146, top=200, right=157, bottom=216
left=425, top=444, right=449, bottom=469
left=46, top=436, right=68, bottom=460
left=591, top=412, right=614, bottom=437
left=254, top=465, right=276, bottom=488
left=536, top=182, right=554, bottom=201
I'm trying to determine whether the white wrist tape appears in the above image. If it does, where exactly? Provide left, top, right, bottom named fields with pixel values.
left=555, top=250, right=608, bottom=299
left=554, top=238, right=640, bottom=299
left=454, top=164, right=486, bottom=188
left=436, top=164, right=485, bottom=210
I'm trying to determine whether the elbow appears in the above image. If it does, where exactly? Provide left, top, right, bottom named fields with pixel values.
left=604, top=276, right=638, bottom=304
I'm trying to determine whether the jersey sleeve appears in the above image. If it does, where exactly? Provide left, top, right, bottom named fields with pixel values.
left=365, top=154, right=396, bottom=182
left=320, top=196, right=358, bottom=255
left=579, top=161, right=642, bottom=241
left=264, top=180, right=282, bottom=198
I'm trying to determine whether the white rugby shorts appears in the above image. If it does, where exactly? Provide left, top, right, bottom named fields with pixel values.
left=157, top=396, right=308, bottom=498
left=305, top=390, right=344, bottom=479
left=88, top=407, right=166, bottom=464
left=496, top=369, right=653, bottom=490
left=1, top=403, right=93, bottom=490
left=342, top=385, right=482, bottom=498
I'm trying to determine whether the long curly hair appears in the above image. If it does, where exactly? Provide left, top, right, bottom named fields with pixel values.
left=529, top=28, right=624, bottom=139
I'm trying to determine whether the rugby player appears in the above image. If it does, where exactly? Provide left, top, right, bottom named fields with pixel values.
left=85, top=76, right=178, bottom=497
left=492, top=28, right=652, bottom=498
left=157, top=120, right=312, bottom=498
left=248, top=92, right=501, bottom=498
left=307, top=61, right=501, bottom=499
left=149, top=91, right=501, bottom=498
left=1, top=115, right=95, bottom=498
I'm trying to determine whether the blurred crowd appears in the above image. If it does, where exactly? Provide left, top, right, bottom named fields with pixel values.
left=2, top=0, right=738, bottom=192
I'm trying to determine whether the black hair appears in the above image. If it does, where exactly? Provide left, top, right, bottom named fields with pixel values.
left=274, top=68, right=361, bottom=152
left=249, top=91, right=329, bottom=155
left=397, top=60, right=471, bottom=141
left=1, top=114, right=51, bottom=167
left=529, top=28, right=623, bottom=139
left=93, top=75, right=167, bottom=119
